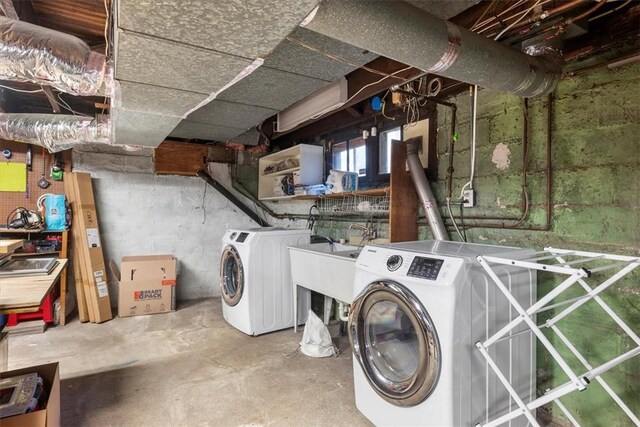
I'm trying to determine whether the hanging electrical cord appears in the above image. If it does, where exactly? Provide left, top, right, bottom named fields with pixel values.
left=55, top=92, right=84, bottom=116
left=101, top=0, right=111, bottom=115
left=494, top=0, right=543, bottom=41
left=0, top=84, right=44, bottom=94
left=446, top=197, right=466, bottom=241
left=459, top=85, right=478, bottom=200
left=474, top=0, right=535, bottom=33
left=286, top=36, right=406, bottom=80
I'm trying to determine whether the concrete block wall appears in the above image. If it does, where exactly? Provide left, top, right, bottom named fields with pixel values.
left=313, top=53, right=639, bottom=426
left=432, top=58, right=639, bottom=426
left=73, top=148, right=257, bottom=302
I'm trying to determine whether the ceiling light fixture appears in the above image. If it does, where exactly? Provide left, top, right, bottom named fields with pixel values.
left=276, top=77, right=347, bottom=133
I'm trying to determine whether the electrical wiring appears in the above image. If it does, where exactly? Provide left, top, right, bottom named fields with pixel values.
left=446, top=197, right=466, bottom=241
left=104, top=0, right=110, bottom=57
left=380, top=90, right=394, bottom=120
left=459, top=85, right=478, bottom=199
left=473, top=0, right=528, bottom=32
left=589, top=0, right=631, bottom=22
left=471, top=0, right=498, bottom=31
left=55, top=92, right=85, bottom=116
left=0, top=84, right=44, bottom=94
left=305, top=67, right=414, bottom=124
left=477, top=0, right=553, bottom=37
left=303, top=67, right=412, bottom=122
left=286, top=36, right=406, bottom=80
left=334, top=65, right=414, bottom=114
left=102, top=0, right=110, bottom=115
left=494, top=0, right=543, bottom=41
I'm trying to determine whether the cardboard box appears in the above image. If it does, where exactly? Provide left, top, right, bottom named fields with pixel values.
left=114, top=255, right=177, bottom=318
left=1, top=362, right=60, bottom=427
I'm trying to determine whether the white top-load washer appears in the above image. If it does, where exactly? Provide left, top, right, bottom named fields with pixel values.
left=220, top=227, right=311, bottom=336
left=349, top=241, right=536, bottom=426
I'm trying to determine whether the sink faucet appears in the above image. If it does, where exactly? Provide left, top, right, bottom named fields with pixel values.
left=349, top=223, right=374, bottom=247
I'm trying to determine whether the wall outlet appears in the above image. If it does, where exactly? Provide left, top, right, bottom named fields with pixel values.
left=463, top=189, right=475, bottom=208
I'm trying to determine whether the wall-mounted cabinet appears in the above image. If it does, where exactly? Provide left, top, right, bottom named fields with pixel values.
left=258, top=144, right=323, bottom=200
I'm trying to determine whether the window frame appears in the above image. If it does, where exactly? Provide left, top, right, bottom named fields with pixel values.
left=328, top=121, right=403, bottom=188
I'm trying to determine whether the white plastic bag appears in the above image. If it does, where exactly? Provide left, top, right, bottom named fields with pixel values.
left=300, top=309, right=338, bottom=358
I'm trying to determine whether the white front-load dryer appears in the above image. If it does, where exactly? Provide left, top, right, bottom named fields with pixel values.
left=220, top=227, right=310, bottom=336
left=349, top=241, right=536, bottom=426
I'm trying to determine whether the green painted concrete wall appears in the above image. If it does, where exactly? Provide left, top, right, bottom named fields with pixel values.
left=314, top=53, right=639, bottom=425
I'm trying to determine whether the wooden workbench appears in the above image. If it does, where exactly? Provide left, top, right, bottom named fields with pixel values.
left=0, top=229, right=69, bottom=325
left=0, top=239, right=23, bottom=254
left=0, top=259, right=68, bottom=314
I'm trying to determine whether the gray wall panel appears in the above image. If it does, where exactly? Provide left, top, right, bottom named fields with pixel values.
left=263, top=27, right=377, bottom=81
left=170, top=121, right=245, bottom=141
left=187, top=100, right=276, bottom=129
left=217, top=67, right=328, bottom=110
left=116, top=31, right=252, bottom=94
left=118, top=81, right=207, bottom=117
left=119, top=0, right=320, bottom=59
left=113, top=108, right=182, bottom=147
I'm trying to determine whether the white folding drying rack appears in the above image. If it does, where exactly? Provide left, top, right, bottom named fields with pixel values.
left=474, top=247, right=640, bottom=427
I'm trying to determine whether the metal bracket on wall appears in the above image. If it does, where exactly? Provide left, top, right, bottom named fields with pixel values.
left=475, top=247, right=640, bottom=427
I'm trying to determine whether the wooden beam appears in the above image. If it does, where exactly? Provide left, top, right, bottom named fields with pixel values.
left=11, top=0, right=38, bottom=22
left=207, top=145, right=236, bottom=164
left=389, top=138, right=419, bottom=243
left=0, top=0, right=18, bottom=19
left=345, top=106, right=363, bottom=118
left=155, top=140, right=208, bottom=176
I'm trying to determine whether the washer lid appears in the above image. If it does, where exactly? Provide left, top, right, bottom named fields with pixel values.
left=220, top=245, right=244, bottom=307
left=349, top=280, right=441, bottom=407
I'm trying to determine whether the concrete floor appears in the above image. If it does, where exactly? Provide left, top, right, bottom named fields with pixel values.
left=8, top=299, right=371, bottom=426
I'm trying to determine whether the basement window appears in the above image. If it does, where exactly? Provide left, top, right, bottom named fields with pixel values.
left=378, top=127, right=402, bottom=175
left=332, top=137, right=367, bottom=176
left=330, top=125, right=403, bottom=185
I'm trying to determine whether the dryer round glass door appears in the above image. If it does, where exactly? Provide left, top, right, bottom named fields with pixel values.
left=349, top=281, right=441, bottom=407
left=220, top=245, right=244, bottom=306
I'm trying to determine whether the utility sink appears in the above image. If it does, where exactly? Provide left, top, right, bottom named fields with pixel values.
left=289, top=243, right=361, bottom=305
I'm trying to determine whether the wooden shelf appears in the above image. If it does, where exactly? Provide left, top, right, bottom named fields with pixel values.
left=261, top=195, right=299, bottom=201
left=0, top=228, right=46, bottom=234
left=294, top=187, right=390, bottom=200
left=11, top=251, right=61, bottom=258
left=258, top=144, right=323, bottom=200
left=261, top=166, right=300, bottom=177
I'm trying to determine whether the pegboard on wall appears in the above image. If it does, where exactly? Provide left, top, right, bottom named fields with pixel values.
left=0, top=140, right=71, bottom=226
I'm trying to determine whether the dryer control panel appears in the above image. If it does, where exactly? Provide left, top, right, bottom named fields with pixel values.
left=407, top=257, right=444, bottom=280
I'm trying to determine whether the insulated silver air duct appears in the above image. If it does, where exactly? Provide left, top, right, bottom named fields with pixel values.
left=302, top=1, right=562, bottom=97
left=0, top=17, right=108, bottom=96
left=0, top=114, right=111, bottom=152
left=405, top=140, right=449, bottom=241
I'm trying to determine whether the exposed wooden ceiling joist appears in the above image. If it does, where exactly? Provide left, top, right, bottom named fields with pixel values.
left=0, top=0, right=18, bottom=19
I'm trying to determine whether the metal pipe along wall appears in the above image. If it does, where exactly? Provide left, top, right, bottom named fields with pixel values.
left=302, top=0, right=562, bottom=98
left=405, top=139, right=450, bottom=241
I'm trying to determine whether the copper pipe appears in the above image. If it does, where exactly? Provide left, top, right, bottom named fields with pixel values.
left=567, top=0, right=608, bottom=24
left=495, top=0, right=608, bottom=40
left=565, top=50, right=640, bottom=77
left=502, top=0, right=588, bottom=35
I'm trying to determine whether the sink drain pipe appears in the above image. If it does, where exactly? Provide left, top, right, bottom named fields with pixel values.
left=405, top=139, right=450, bottom=241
